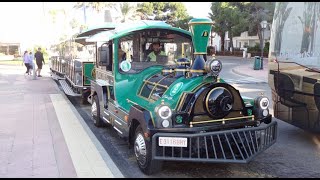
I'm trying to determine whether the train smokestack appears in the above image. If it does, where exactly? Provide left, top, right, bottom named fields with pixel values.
left=188, top=18, right=213, bottom=76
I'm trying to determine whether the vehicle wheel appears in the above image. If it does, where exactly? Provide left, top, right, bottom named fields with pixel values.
left=134, top=125, right=163, bottom=175
left=81, top=91, right=90, bottom=105
left=91, top=95, right=103, bottom=127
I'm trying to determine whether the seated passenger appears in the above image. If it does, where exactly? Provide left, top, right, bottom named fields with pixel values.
left=146, top=42, right=166, bottom=62
left=118, top=44, right=127, bottom=61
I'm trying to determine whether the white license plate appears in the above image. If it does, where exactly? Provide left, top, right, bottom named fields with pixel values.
left=158, top=137, right=188, bottom=147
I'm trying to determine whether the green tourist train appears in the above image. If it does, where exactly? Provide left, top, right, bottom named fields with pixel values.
left=50, top=18, right=277, bottom=175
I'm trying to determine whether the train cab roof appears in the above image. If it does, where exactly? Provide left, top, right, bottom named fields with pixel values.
left=74, top=23, right=116, bottom=45
left=85, top=20, right=191, bottom=43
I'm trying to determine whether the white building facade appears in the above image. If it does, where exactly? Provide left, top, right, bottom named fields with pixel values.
left=209, top=28, right=271, bottom=51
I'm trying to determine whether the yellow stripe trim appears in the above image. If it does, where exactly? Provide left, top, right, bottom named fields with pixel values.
left=189, top=69, right=206, bottom=73
left=143, top=80, right=168, bottom=89
left=148, top=76, right=167, bottom=99
left=188, top=22, right=213, bottom=25
left=190, top=115, right=255, bottom=126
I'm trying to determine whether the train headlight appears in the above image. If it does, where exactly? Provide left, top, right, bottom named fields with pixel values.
left=260, top=97, right=269, bottom=110
left=158, top=105, right=172, bottom=120
left=204, top=59, right=222, bottom=76
left=161, top=119, right=170, bottom=128
left=254, top=96, right=269, bottom=110
left=262, top=109, right=269, bottom=116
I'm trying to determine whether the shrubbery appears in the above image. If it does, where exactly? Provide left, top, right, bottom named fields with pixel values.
left=248, top=42, right=269, bottom=53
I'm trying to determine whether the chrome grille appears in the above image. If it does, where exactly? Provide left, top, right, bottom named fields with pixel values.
left=152, top=121, right=277, bottom=163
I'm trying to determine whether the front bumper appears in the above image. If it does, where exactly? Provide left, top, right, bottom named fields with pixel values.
left=151, top=120, right=277, bottom=163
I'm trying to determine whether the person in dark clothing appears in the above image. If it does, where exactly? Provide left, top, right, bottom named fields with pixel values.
left=34, top=47, right=45, bottom=77
left=204, top=46, right=215, bottom=61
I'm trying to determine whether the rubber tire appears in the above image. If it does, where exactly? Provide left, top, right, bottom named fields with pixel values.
left=92, top=95, right=103, bottom=127
left=81, top=91, right=90, bottom=105
left=134, top=125, right=163, bottom=175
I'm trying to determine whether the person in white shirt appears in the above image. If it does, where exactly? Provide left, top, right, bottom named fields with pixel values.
left=23, top=50, right=31, bottom=75
left=28, top=52, right=34, bottom=75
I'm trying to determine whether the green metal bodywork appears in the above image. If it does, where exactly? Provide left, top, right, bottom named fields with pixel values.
left=91, top=20, right=255, bottom=124
left=83, top=63, right=95, bottom=86
left=115, top=66, right=215, bottom=116
left=105, top=22, right=192, bottom=120
left=188, top=18, right=213, bottom=54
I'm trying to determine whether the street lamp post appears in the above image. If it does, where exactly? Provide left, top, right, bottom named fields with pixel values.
left=260, top=20, right=268, bottom=70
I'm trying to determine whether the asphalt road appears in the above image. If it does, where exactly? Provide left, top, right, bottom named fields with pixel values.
left=67, top=58, right=320, bottom=178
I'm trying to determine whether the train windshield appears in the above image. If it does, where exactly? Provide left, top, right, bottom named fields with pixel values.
left=118, top=29, right=192, bottom=73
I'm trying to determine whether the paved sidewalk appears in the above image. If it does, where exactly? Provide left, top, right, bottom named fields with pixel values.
left=231, top=57, right=269, bottom=82
left=0, top=64, right=123, bottom=178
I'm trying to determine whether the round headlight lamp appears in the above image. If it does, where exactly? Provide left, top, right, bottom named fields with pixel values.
left=158, top=105, right=172, bottom=119
left=259, top=97, right=270, bottom=110
left=161, top=119, right=170, bottom=128
left=262, top=109, right=269, bottom=116
left=204, top=59, right=222, bottom=76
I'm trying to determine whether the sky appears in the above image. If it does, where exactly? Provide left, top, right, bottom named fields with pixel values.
left=0, top=2, right=211, bottom=51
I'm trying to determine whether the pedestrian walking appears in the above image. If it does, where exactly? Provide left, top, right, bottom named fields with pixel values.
left=29, top=51, right=35, bottom=76
left=34, top=47, right=45, bottom=77
left=23, top=50, right=31, bottom=75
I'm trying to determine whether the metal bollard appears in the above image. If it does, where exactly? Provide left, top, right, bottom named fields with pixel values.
left=32, top=61, right=37, bottom=80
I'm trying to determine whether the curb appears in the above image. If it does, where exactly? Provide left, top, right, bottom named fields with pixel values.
left=231, top=67, right=268, bottom=83
left=231, top=67, right=253, bottom=78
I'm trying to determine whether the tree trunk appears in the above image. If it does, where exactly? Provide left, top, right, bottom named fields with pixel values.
left=221, top=32, right=225, bottom=52
left=229, top=32, right=234, bottom=53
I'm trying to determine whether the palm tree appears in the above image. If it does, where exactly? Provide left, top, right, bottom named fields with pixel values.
left=48, top=9, right=68, bottom=38
left=74, top=2, right=117, bottom=24
left=69, top=18, right=80, bottom=34
left=90, top=2, right=116, bottom=13
left=116, top=2, right=140, bottom=23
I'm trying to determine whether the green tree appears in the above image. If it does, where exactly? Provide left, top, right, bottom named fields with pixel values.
left=216, top=2, right=249, bottom=50
left=116, top=2, right=138, bottom=23
left=225, top=2, right=250, bottom=50
left=48, top=8, right=69, bottom=44
left=137, top=2, right=189, bottom=29
left=173, top=15, right=193, bottom=31
left=209, top=2, right=228, bottom=52
left=70, top=18, right=79, bottom=30
left=90, top=2, right=116, bottom=13
left=244, top=2, right=275, bottom=50
left=73, top=2, right=116, bottom=24
left=216, top=2, right=275, bottom=51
